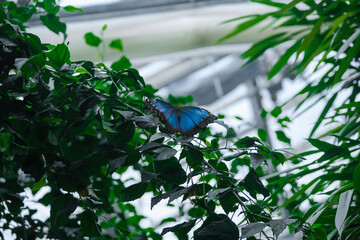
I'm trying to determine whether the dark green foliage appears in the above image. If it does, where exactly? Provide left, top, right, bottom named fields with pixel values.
left=0, top=1, right=303, bottom=240
left=194, top=214, right=239, bottom=240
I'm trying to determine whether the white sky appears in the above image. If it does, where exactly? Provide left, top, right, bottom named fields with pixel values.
left=59, top=0, right=120, bottom=7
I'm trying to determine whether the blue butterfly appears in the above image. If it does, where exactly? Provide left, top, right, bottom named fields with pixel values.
left=145, top=98, right=217, bottom=136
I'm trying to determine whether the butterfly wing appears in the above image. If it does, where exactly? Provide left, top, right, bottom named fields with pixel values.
left=145, top=98, right=180, bottom=133
left=145, top=98, right=217, bottom=136
left=179, top=107, right=217, bottom=136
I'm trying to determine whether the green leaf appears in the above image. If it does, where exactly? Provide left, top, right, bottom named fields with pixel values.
left=269, top=219, right=294, bottom=238
left=109, top=39, right=123, bottom=51
left=111, top=56, right=131, bottom=70
left=270, top=106, right=282, bottom=117
left=185, top=146, right=204, bottom=168
left=79, top=209, right=100, bottom=237
left=161, top=219, right=196, bottom=237
left=307, top=183, right=353, bottom=225
left=79, top=210, right=101, bottom=237
left=280, top=178, right=319, bottom=208
left=151, top=189, right=174, bottom=209
left=271, top=151, right=286, bottom=164
left=188, top=207, right=206, bottom=218
left=278, top=116, right=291, bottom=128
left=250, top=153, right=265, bottom=169
left=125, top=68, right=146, bottom=86
left=251, top=0, right=286, bottom=8
left=309, top=93, right=338, bottom=138
left=277, top=0, right=304, bottom=14
left=63, top=5, right=83, bottom=13
left=339, top=118, right=360, bottom=139
left=258, top=128, right=267, bottom=142
left=32, top=177, right=46, bottom=193
left=335, top=101, right=360, bottom=111
left=183, top=184, right=212, bottom=200
left=242, top=169, right=270, bottom=197
left=154, top=146, right=177, bottom=161
left=353, top=164, right=360, bottom=192
left=308, top=139, right=336, bottom=152
left=241, top=33, right=289, bottom=63
left=219, top=191, right=238, bottom=214
left=40, top=14, right=66, bottom=35
left=107, top=121, right=135, bottom=145
left=297, top=17, right=325, bottom=55
left=50, top=194, right=78, bottom=228
left=160, top=217, right=177, bottom=225
left=28, top=53, right=46, bottom=67
left=207, top=188, right=230, bottom=202
left=23, top=33, right=43, bottom=54
left=194, top=214, right=239, bottom=240
left=107, top=156, right=127, bottom=175
left=118, top=182, right=148, bottom=202
left=335, top=190, right=353, bottom=237
left=268, top=40, right=301, bottom=79
left=220, top=151, right=247, bottom=161
left=235, top=136, right=255, bottom=148
left=20, top=53, right=46, bottom=78
left=133, top=115, right=156, bottom=129
left=324, top=13, right=350, bottom=41
left=43, top=0, right=59, bottom=14
left=276, top=130, right=291, bottom=144
left=154, top=163, right=186, bottom=185
left=241, top=222, right=267, bottom=238
left=217, top=14, right=269, bottom=43
left=84, top=32, right=102, bottom=47
left=333, top=35, right=360, bottom=84
left=260, top=109, right=267, bottom=118
left=75, top=66, right=91, bottom=75
left=46, top=43, right=70, bottom=68
left=4, top=193, right=24, bottom=217
left=241, top=32, right=290, bottom=62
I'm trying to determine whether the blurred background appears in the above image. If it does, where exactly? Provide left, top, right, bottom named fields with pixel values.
left=24, top=0, right=332, bottom=239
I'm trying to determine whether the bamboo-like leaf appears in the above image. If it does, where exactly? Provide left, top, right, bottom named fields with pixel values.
left=309, top=92, right=338, bottom=138
left=335, top=190, right=353, bottom=237
left=242, top=33, right=287, bottom=59
left=339, top=118, right=360, bottom=139
left=280, top=178, right=320, bottom=208
left=336, top=28, right=360, bottom=58
left=297, top=17, right=325, bottom=55
left=333, top=34, right=360, bottom=84
left=299, top=35, right=331, bottom=72
left=220, top=14, right=260, bottom=24
left=268, top=40, right=301, bottom=79
left=353, top=164, right=360, bottom=192
left=307, top=183, right=353, bottom=225
left=217, top=14, right=269, bottom=43
left=277, top=0, right=304, bottom=14
left=251, top=0, right=286, bottom=8
left=324, top=14, right=350, bottom=41
left=308, top=138, right=337, bottom=151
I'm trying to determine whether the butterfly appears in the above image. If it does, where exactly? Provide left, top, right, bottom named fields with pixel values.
left=145, top=98, right=217, bottom=136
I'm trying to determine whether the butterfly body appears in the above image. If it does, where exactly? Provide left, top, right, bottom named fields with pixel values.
left=145, top=98, right=217, bottom=136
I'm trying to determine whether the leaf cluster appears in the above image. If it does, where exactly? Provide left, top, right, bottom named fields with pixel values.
left=0, top=1, right=294, bottom=239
